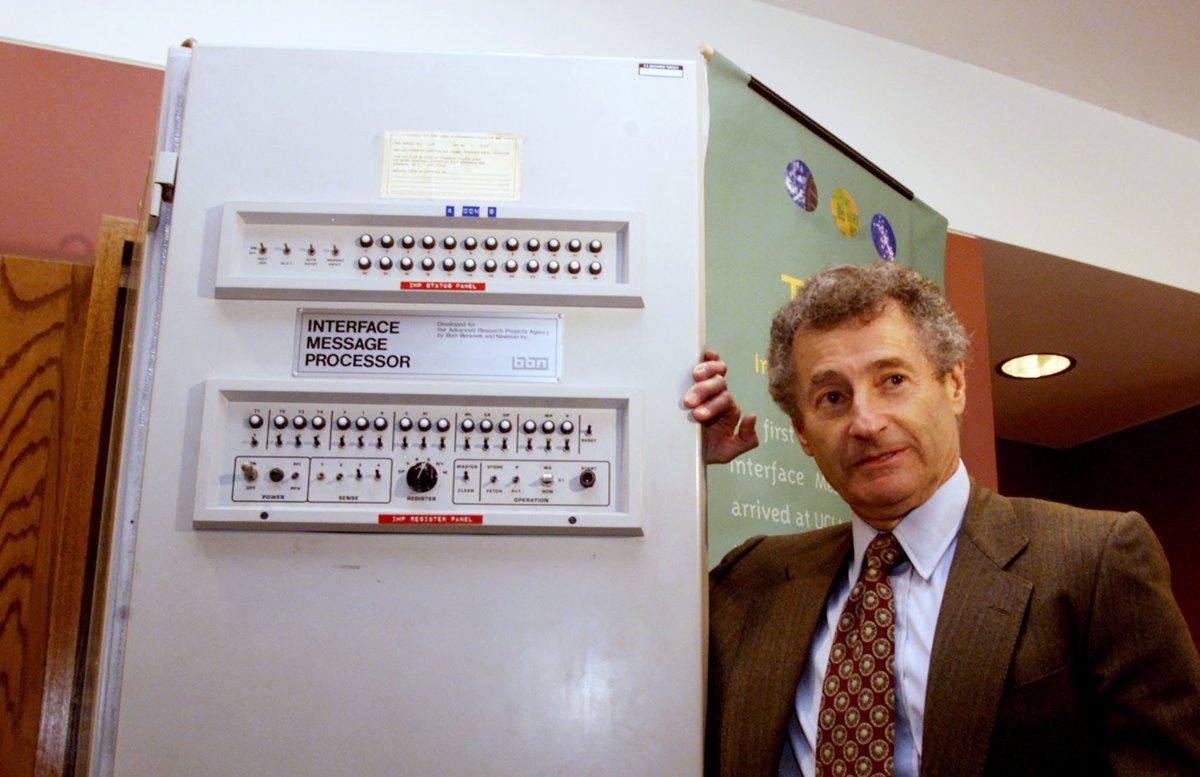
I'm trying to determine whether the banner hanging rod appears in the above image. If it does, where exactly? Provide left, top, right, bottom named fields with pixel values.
left=700, top=43, right=914, bottom=201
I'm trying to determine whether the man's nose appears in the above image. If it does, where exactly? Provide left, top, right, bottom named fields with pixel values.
left=847, top=392, right=886, bottom=438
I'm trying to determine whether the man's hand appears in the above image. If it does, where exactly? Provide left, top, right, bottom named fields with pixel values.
left=684, top=349, right=759, bottom=464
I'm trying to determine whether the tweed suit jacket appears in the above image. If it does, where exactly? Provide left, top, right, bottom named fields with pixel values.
left=707, top=483, right=1200, bottom=776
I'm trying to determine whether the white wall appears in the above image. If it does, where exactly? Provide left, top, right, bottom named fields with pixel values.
left=7, top=0, right=1200, bottom=294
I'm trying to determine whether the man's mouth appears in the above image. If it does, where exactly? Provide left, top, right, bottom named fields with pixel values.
left=853, top=449, right=904, bottom=469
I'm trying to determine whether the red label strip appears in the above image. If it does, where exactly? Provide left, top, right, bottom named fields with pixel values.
left=379, top=514, right=485, bottom=525
left=400, top=281, right=486, bottom=292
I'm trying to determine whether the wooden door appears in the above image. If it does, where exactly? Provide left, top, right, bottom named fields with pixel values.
left=0, top=216, right=129, bottom=776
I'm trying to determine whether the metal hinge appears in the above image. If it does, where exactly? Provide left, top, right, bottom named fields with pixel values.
left=147, top=150, right=178, bottom=232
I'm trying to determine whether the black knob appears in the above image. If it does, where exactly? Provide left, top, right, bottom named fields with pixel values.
left=273, top=415, right=289, bottom=429
left=541, top=420, right=556, bottom=434
left=504, top=259, right=519, bottom=273
left=248, top=413, right=264, bottom=429
left=401, top=235, right=415, bottom=249
left=560, top=420, right=575, bottom=434
left=588, top=239, right=603, bottom=253
left=523, top=420, right=538, bottom=434
left=421, top=235, right=436, bottom=249
left=526, top=238, right=540, bottom=252
left=436, top=418, right=450, bottom=432
left=463, top=237, right=478, bottom=250
left=269, top=467, right=286, bottom=483
left=443, top=236, right=457, bottom=250
left=505, top=238, right=520, bottom=251
left=463, top=258, right=477, bottom=272
left=546, top=238, right=561, bottom=252
left=310, top=416, right=326, bottom=430
left=483, top=259, right=498, bottom=272
left=357, top=234, right=373, bottom=248
left=399, top=256, right=414, bottom=271
left=525, top=259, right=540, bottom=273
left=479, top=419, right=494, bottom=433
left=336, top=416, right=351, bottom=430
left=355, top=416, right=370, bottom=431
left=398, top=417, right=413, bottom=431
left=546, top=260, right=560, bottom=274
left=579, top=469, right=596, bottom=489
left=378, top=256, right=394, bottom=270
left=379, top=234, right=395, bottom=248
left=357, top=256, right=372, bottom=270
left=406, top=462, right=439, bottom=493
left=567, top=260, right=582, bottom=274
left=442, top=258, right=456, bottom=271
left=498, top=419, right=513, bottom=434
left=421, top=257, right=435, bottom=271
left=484, top=236, right=498, bottom=250
left=461, top=418, right=475, bottom=432
left=588, top=261, right=603, bottom=275
left=568, top=239, right=582, bottom=253
left=292, top=416, right=308, bottom=429
left=417, top=417, right=432, bottom=432
left=373, top=417, right=388, bottom=431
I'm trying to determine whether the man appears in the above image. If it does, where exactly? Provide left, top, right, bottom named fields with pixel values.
left=684, top=262, right=1200, bottom=776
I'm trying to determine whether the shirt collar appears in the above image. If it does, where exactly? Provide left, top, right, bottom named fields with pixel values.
left=848, top=460, right=969, bottom=583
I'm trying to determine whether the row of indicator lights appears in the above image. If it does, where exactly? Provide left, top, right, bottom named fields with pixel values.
left=255, top=236, right=603, bottom=256
left=354, top=255, right=602, bottom=275
left=248, top=414, right=580, bottom=435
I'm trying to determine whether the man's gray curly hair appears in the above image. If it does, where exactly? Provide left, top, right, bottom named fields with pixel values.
left=766, top=262, right=969, bottom=428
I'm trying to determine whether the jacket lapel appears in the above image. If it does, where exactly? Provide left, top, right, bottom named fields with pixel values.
left=921, top=484, right=1033, bottom=777
left=722, top=530, right=851, bottom=776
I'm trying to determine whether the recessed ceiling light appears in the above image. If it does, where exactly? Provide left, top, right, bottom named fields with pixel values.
left=997, top=353, right=1075, bottom=379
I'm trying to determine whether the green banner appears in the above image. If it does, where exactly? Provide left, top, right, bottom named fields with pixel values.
left=704, top=52, right=948, bottom=567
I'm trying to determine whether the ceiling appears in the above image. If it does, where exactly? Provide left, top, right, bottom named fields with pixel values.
left=981, top=239, right=1200, bottom=448
left=761, top=0, right=1200, bottom=141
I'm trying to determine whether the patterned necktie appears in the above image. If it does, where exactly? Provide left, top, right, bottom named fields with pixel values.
left=815, top=532, right=907, bottom=777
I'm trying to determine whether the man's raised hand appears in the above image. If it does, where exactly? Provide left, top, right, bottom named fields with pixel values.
left=683, top=349, right=759, bottom=464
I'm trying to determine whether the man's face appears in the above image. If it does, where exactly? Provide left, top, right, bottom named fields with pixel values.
left=791, top=302, right=966, bottom=528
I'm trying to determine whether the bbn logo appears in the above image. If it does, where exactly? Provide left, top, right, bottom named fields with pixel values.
left=512, top=356, right=550, bottom=371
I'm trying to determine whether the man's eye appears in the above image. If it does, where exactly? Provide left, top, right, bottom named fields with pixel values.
left=820, top=391, right=843, bottom=406
left=886, top=374, right=906, bottom=386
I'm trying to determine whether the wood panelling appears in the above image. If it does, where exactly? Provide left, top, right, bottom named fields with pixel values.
left=0, top=216, right=129, bottom=776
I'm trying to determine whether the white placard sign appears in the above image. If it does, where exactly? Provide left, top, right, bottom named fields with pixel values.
left=294, top=310, right=560, bottom=380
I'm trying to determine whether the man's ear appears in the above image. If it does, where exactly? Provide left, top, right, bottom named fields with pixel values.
left=944, top=361, right=967, bottom=416
left=792, top=415, right=813, bottom=456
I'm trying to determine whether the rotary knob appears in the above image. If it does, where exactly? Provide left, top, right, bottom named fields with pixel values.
left=292, top=415, right=308, bottom=429
left=588, top=261, right=603, bottom=275
left=356, top=256, right=372, bottom=270
left=546, top=238, right=561, bottom=252
left=479, top=419, right=494, bottom=433
left=310, top=416, right=326, bottom=430
left=498, top=419, right=513, bottom=434
left=504, top=259, right=519, bottom=273
left=378, top=256, right=394, bottom=270
left=248, top=413, right=264, bottom=429
left=401, top=235, right=415, bottom=249
left=560, top=420, right=575, bottom=434
left=463, top=258, right=477, bottom=272
left=357, top=234, right=373, bottom=248
left=522, top=419, right=538, bottom=434
left=525, top=259, right=540, bottom=273
left=336, top=416, right=352, bottom=430
left=436, top=418, right=451, bottom=433
left=460, top=418, right=476, bottom=433
left=463, top=236, right=478, bottom=250
left=399, top=257, right=414, bottom=271
left=504, top=237, right=520, bottom=251
left=546, top=260, right=560, bottom=274
left=421, top=257, right=435, bottom=271
left=483, top=259, right=498, bottom=272
left=588, top=239, right=603, bottom=253
left=568, top=239, right=582, bottom=253
left=526, top=238, right=541, bottom=252
left=417, top=417, right=432, bottom=432
left=567, top=260, right=582, bottom=274
left=443, top=236, right=457, bottom=250
left=541, top=420, right=556, bottom=434
left=355, top=416, right=370, bottom=431
left=484, top=236, right=498, bottom=250
left=442, top=258, right=456, bottom=271
left=373, top=417, right=388, bottom=431
left=273, top=414, right=289, bottom=430
left=379, top=234, right=395, bottom=249
left=398, top=417, right=413, bottom=432
left=406, top=462, right=439, bottom=493
left=421, top=235, right=436, bottom=250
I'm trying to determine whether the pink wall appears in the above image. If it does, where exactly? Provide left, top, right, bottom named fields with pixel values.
left=0, top=42, right=163, bottom=263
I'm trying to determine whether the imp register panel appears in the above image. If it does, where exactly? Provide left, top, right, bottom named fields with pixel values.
left=110, top=47, right=703, bottom=776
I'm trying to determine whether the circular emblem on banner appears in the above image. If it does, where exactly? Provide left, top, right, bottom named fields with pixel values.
left=870, top=214, right=897, bottom=260
left=831, top=188, right=860, bottom=238
left=784, top=160, right=818, bottom=212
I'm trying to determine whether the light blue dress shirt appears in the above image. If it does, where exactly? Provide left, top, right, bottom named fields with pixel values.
left=779, top=462, right=970, bottom=777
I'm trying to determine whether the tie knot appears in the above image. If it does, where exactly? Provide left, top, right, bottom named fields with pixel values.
left=864, top=532, right=906, bottom=573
